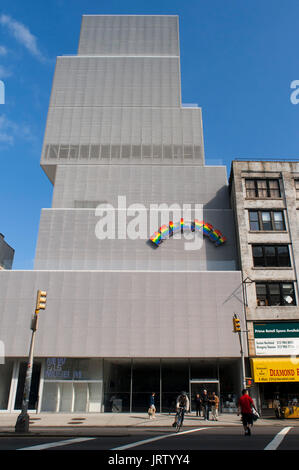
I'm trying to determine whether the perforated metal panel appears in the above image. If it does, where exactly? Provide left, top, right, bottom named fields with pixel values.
left=40, top=15, right=205, bottom=172
left=42, top=108, right=204, bottom=163
left=0, top=270, right=244, bottom=358
left=34, top=207, right=237, bottom=271
left=78, top=15, right=179, bottom=56
left=50, top=57, right=180, bottom=107
left=52, top=165, right=230, bottom=209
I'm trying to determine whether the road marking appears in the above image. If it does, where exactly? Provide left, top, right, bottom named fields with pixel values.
left=264, top=427, right=293, bottom=451
left=111, top=427, right=210, bottom=450
left=17, top=437, right=96, bottom=450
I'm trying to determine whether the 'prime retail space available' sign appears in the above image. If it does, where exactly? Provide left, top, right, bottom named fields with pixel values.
left=254, top=322, right=299, bottom=356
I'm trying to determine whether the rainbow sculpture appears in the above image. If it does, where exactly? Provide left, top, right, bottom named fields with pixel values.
left=149, top=218, right=226, bottom=247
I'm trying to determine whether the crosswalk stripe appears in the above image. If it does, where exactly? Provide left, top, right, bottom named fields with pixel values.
left=17, top=437, right=96, bottom=450
left=264, top=427, right=293, bottom=451
left=111, top=427, right=210, bottom=450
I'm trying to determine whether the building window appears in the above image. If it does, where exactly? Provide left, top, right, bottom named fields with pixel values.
left=295, top=180, right=299, bottom=199
left=252, top=245, right=291, bottom=267
left=249, top=210, right=286, bottom=231
left=245, top=179, right=281, bottom=198
left=256, top=282, right=296, bottom=306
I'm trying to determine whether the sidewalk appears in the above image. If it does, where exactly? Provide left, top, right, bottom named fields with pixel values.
left=1, top=412, right=297, bottom=436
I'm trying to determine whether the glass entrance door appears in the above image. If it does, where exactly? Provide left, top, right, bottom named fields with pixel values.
left=190, top=379, right=220, bottom=412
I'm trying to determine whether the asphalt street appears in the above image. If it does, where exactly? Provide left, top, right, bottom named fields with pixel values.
left=1, top=425, right=299, bottom=452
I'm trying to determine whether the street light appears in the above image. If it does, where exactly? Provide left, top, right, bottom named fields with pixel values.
left=15, top=290, right=47, bottom=433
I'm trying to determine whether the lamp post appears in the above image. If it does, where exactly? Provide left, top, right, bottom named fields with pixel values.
left=15, top=290, right=47, bottom=433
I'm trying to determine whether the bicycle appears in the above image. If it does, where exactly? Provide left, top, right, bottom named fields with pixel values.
left=175, top=406, right=186, bottom=432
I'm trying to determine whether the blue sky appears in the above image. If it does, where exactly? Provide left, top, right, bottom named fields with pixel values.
left=0, top=0, right=298, bottom=269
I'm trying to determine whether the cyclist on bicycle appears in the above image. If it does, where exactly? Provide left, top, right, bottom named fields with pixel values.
left=172, top=391, right=190, bottom=427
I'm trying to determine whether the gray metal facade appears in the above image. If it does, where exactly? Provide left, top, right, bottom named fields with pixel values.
left=41, top=16, right=204, bottom=184
left=51, top=165, right=230, bottom=209
left=0, top=16, right=245, bottom=410
left=0, top=270, right=245, bottom=358
left=77, top=15, right=180, bottom=56
left=0, top=234, right=14, bottom=270
left=35, top=162, right=238, bottom=271
left=34, top=208, right=237, bottom=271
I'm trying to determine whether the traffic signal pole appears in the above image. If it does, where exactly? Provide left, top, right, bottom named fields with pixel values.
left=233, top=314, right=246, bottom=391
left=238, top=329, right=246, bottom=391
left=15, top=290, right=47, bottom=433
left=15, top=316, right=38, bottom=432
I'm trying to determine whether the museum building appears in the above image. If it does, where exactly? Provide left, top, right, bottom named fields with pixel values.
left=0, top=15, right=247, bottom=414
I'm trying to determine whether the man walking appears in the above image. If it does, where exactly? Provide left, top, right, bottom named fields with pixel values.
left=237, top=389, right=257, bottom=435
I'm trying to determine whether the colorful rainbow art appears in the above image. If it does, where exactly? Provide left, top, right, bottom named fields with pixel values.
left=149, top=218, right=227, bottom=247
left=150, top=231, right=162, bottom=246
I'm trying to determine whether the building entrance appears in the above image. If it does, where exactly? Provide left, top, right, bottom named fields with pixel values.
left=190, top=379, right=220, bottom=412
left=103, top=358, right=240, bottom=413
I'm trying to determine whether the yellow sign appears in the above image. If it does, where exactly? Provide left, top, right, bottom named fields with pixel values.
left=283, top=406, right=299, bottom=419
left=251, top=358, right=299, bottom=383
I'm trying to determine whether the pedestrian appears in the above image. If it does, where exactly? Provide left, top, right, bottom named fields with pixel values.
left=211, top=391, right=219, bottom=421
left=273, top=394, right=282, bottom=419
left=195, top=393, right=202, bottom=417
left=237, top=389, right=257, bottom=436
left=201, top=389, right=209, bottom=420
left=148, top=392, right=156, bottom=419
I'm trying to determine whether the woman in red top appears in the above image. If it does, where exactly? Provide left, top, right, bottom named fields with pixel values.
left=237, top=389, right=257, bottom=436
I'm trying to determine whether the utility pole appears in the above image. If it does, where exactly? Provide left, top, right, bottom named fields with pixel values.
left=15, top=290, right=47, bottom=433
left=233, top=314, right=246, bottom=391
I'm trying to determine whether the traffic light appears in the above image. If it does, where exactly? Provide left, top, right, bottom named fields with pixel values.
left=36, top=290, right=47, bottom=311
left=246, top=377, right=253, bottom=388
left=233, top=316, right=241, bottom=332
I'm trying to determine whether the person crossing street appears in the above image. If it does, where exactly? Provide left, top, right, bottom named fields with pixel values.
left=237, top=389, right=257, bottom=436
